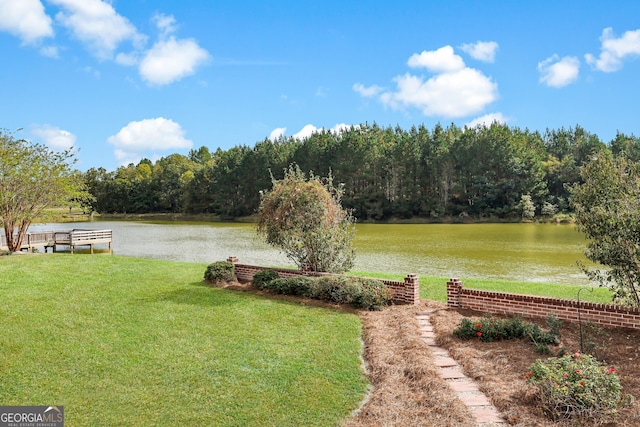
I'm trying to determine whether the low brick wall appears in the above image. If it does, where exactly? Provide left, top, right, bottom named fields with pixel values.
left=228, top=256, right=420, bottom=305
left=447, top=278, right=640, bottom=330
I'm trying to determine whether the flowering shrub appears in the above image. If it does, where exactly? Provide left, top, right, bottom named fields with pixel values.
left=526, top=352, right=631, bottom=422
left=453, top=315, right=560, bottom=350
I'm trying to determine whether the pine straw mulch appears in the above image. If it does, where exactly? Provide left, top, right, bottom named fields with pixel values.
left=345, top=301, right=476, bottom=427
left=429, top=307, right=640, bottom=427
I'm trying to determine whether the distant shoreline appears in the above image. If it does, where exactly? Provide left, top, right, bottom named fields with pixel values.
left=93, top=212, right=575, bottom=225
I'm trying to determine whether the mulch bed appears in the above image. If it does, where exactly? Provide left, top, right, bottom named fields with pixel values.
left=212, top=281, right=640, bottom=426
left=345, top=302, right=476, bottom=427
left=429, top=307, right=640, bottom=426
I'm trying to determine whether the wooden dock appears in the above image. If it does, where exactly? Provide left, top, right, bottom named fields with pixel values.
left=1, top=229, right=112, bottom=254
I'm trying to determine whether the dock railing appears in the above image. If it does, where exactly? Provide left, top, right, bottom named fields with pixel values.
left=60, top=229, right=113, bottom=253
left=1, top=231, right=61, bottom=251
left=1, top=229, right=112, bottom=253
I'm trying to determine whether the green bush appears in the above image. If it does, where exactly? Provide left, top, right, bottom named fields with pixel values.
left=526, top=352, right=631, bottom=422
left=265, top=277, right=316, bottom=296
left=258, top=275, right=392, bottom=310
left=253, top=269, right=280, bottom=289
left=306, top=276, right=336, bottom=300
left=355, top=279, right=394, bottom=311
left=328, top=278, right=363, bottom=305
left=204, top=261, right=235, bottom=284
left=453, top=315, right=560, bottom=350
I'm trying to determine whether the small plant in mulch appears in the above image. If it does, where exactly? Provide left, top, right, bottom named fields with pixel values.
left=453, top=314, right=561, bottom=353
left=581, top=321, right=609, bottom=360
left=525, top=352, right=633, bottom=423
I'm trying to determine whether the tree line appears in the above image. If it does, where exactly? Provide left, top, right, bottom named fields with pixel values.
left=83, top=122, right=640, bottom=221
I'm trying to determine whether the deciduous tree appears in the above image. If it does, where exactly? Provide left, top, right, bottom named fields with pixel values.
left=570, top=154, right=640, bottom=306
left=0, top=130, right=88, bottom=252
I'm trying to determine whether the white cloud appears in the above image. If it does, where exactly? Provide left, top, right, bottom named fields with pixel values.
left=585, top=27, right=640, bottom=72
left=107, top=118, right=193, bottom=160
left=152, top=13, right=177, bottom=38
left=380, top=68, right=498, bottom=118
left=273, top=123, right=354, bottom=141
left=135, top=13, right=209, bottom=85
left=357, top=46, right=498, bottom=118
left=330, top=123, right=351, bottom=134
left=460, top=41, right=499, bottom=63
left=465, top=113, right=509, bottom=128
left=352, top=83, right=384, bottom=97
left=0, top=1, right=208, bottom=86
left=407, top=46, right=465, bottom=73
left=49, top=0, right=144, bottom=60
left=0, top=0, right=53, bottom=44
left=538, top=55, right=580, bottom=88
left=293, top=124, right=318, bottom=140
left=139, top=36, right=210, bottom=85
left=269, top=127, right=286, bottom=140
left=31, top=124, right=76, bottom=150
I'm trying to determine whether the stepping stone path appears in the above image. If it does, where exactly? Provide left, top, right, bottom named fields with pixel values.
left=417, top=310, right=507, bottom=426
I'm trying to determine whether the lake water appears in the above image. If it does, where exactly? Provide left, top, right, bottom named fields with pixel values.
left=30, top=221, right=591, bottom=285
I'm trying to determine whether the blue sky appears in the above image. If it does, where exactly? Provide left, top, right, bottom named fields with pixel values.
left=1, top=0, right=639, bottom=171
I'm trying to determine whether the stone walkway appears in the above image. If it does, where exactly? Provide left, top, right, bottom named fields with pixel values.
left=417, top=310, right=507, bottom=426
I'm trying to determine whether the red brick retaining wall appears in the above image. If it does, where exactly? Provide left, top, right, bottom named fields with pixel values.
left=446, top=278, right=640, bottom=330
left=228, top=256, right=420, bottom=305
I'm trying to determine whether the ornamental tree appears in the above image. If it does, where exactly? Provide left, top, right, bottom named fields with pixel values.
left=256, top=164, right=355, bottom=273
left=569, top=153, right=640, bottom=306
left=0, top=129, right=89, bottom=252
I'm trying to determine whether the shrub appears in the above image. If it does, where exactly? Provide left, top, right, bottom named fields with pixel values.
left=328, top=280, right=362, bottom=304
left=264, top=277, right=315, bottom=296
left=204, top=261, right=235, bottom=284
left=253, top=269, right=280, bottom=289
left=257, top=275, right=392, bottom=310
left=306, top=276, right=338, bottom=300
left=317, top=276, right=392, bottom=310
left=526, top=352, right=631, bottom=422
left=326, top=277, right=360, bottom=305
left=453, top=315, right=560, bottom=350
left=355, top=279, right=394, bottom=311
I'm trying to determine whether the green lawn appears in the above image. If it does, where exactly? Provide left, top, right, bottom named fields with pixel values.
left=350, top=271, right=613, bottom=303
left=0, top=255, right=368, bottom=426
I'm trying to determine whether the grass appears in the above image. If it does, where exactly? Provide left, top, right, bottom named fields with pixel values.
left=0, top=255, right=368, bottom=426
left=349, top=271, right=613, bottom=304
